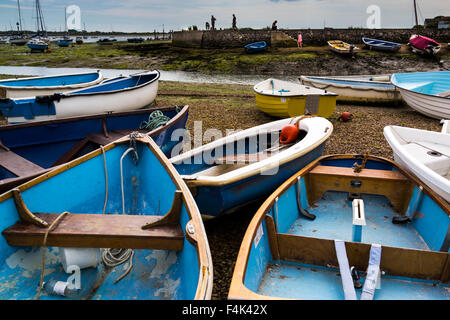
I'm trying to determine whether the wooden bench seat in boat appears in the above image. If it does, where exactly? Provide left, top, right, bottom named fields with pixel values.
left=2, top=213, right=184, bottom=251
left=306, top=165, right=413, bottom=213
left=2, top=190, right=185, bottom=251
left=0, top=148, right=44, bottom=177
left=213, top=153, right=272, bottom=164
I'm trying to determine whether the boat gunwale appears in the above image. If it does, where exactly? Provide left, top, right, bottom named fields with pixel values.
left=391, top=72, right=450, bottom=101
left=0, top=133, right=213, bottom=300
left=228, top=154, right=450, bottom=300
left=171, top=117, right=333, bottom=187
left=0, top=71, right=104, bottom=91
left=299, top=75, right=397, bottom=93
left=62, top=70, right=160, bottom=99
left=253, top=79, right=338, bottom=98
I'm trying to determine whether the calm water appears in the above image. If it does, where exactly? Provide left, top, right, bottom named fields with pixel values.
left=0, top=66, right=298, bottom=85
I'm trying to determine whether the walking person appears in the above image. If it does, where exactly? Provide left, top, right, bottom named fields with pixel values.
left=211, top=15, right=216, bottom=31
left=297, top=32, right=303, bottom=48
left=232, top=14, right=237, bottom=30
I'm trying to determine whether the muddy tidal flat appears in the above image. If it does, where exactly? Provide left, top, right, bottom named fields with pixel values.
left=0, top=39, right=448, bottom=300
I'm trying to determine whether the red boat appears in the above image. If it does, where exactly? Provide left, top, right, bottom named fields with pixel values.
left=408, top=34, right=441, bottom=55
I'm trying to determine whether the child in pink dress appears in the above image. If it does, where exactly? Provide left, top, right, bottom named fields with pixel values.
left=297, top=33, right=303, bottom=48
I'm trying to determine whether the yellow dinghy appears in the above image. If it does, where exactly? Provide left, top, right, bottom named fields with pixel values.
left=254, top=78, right=337, bottom=118
left=328, top=40, right=360, bottom=55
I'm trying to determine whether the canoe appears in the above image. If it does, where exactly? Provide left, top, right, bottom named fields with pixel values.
left=0, top=133, right=213, bottom=300
left=244, top=41, right=267, bottom=53
left=0, top=70, right=160, bottom=123
left=0, top=71, right=104, bottom=99
left=300, top=74, right=402, bottom=105
left=390, top=71, right=450, bottom=119
left=229, top=154, right=450, bottom=300
left=362, top=37, right=402, bottom=52
left=170, top=116, right=333, bottom=217
left=384, top=125, right=450, bottom=202
left=408, top=34, right=441, bottom=55
left=328, top=40, right=359, bottom=55
left=254, top=78, right=337, bottom=118
left=0, top=105, right=189, bottom=194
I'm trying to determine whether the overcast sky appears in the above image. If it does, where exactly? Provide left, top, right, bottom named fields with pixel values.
left=0, top=0, right=448, bottom=32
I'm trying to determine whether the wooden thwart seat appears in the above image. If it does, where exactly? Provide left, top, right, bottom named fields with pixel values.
left=309, top=165, right=408, bottom=181
left=3, top=190, right=185, bottom=251
left=0, top=148, right=44, bottom=177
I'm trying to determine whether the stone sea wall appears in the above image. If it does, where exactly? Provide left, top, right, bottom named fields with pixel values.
left=173, top=28, right=450, bottom=48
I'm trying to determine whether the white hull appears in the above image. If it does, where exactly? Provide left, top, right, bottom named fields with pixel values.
left=384, top=125, right=450, bottom=202
left=300, top=75, right=401, bottom=104
left=0, top=72, right=104, bottom=99
left=396, top=87, right=450, bottom=119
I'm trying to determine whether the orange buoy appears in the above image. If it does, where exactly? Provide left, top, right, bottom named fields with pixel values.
left=339, top=112, right=354, bottom=122
left=280, top=115, right=313, bottom=144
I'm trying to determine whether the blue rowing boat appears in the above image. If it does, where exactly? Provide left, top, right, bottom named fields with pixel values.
left=362, top=37, right=402, bottom=52
left=0, top=133, right=213, bottom=300
left=0, top=71, right=104, bottom=99
left=229, top=154, right=450, bottom=300
left=0, top=105, right=189, bottom=194
left=244, top=41, right=267, bottom=53
left=170, top=116, right=333, bottom=217
left=0, top=70, right=160, bottom=123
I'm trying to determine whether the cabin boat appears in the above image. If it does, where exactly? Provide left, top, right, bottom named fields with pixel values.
left=244, top=41, right=267, bottom=54
left=229, top=154, right=450, bottom=300
left=328, top=40, right=359, bottom=55
left=0, top=105, right=189, bottom=194
left=170, top=116, right=333, bottom=217
left=0, top=133, right=213, bottom=300
left=384, top=125, right=450, bottom=202
left=254, top=78, right=337, bottom=118
left=390, top=71, right=450, bottom=119
left=0, top=70, right=160, bottom=124
left=27, top=38, right=48, bottom=52
left=408, top=35, right=441, bottom=55
left=362, top=37, right=402, bottom=52
left=0, top=71, right=104, bottom=99
left=299, top=74, right=402, bottom=105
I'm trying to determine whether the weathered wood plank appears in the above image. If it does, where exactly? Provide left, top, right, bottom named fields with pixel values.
left=0, top=148, right=44, bottom=177
left=2, top=212, right=184, bottom=251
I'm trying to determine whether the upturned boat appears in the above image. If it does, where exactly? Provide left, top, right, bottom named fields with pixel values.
left=408, top=35, right=441, bottom=55
left=0, top=133, right=213, bottom=300
left=328, top=40, right=359, bottom=55
left=229, top=154, right=450, bottom=300
left=254, top=79, right=337, bottom=118
left=390, top=71, right=450, bottom=119
left=362, top=37, right=402, bottom=52
left=0, top=70, right=160, bottom=123
left=0, top=71, right=103, bottom=99
left=300, top=74, right=401, bottom=105
left=0, top=105, right=188, bottom=194
left=384, top=125, right=450, bottom=202
left=170, top=116, right=333, bottom=217
left=244, top=41, right=267, bottom=53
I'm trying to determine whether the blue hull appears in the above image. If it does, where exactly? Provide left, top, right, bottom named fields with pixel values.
left=230, top=155, right=450, bottom=300
left=27, top=43, right=47, bottom=51
left=57, top=40, right=71, bottom=47
left=183, top=142, right=326, bottom=217
left=245, top=41, right=267, bottom=53
left=0, top=106, right=188, bottom=193
left=362, top=37, right=401, bottom=52
left=0, top=135, right=210, bottom=300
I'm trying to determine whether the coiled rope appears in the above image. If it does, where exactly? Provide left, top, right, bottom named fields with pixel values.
left=139, top=106, right=181, bottom=131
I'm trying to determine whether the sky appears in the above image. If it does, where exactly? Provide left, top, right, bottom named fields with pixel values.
left=0, top=0, right=449, bottom=33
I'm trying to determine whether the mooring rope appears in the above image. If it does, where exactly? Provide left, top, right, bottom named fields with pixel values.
left=139, top=107, right=181, bottom=131
left=35, top=211, right=70, bottom=300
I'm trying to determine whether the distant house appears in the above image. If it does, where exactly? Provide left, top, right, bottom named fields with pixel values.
left=424, top=16, right=450, bottom=29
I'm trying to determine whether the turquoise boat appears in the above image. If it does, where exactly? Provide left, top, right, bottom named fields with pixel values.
left=229, top=154, right=450, bottom=300
left=245, top=41, right=267, bottom=53
left=0, top=133, right=213, bottom=300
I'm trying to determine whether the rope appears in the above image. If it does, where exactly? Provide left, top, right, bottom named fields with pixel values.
left=35, top=211, right=70, bottom=300
left=101, top=248, right=135, bottom=284
left=139, top=110, right=171, bottom=131
left=353, top=152, right=370, bottom=173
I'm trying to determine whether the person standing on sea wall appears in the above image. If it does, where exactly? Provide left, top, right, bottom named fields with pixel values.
left=205, top=22, right=210, bottom=30
left=211, top=15, right=216, bottom=31
left=297, top=32, right=303, bottom=48
left=232, top=14, right=237, bottom=30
